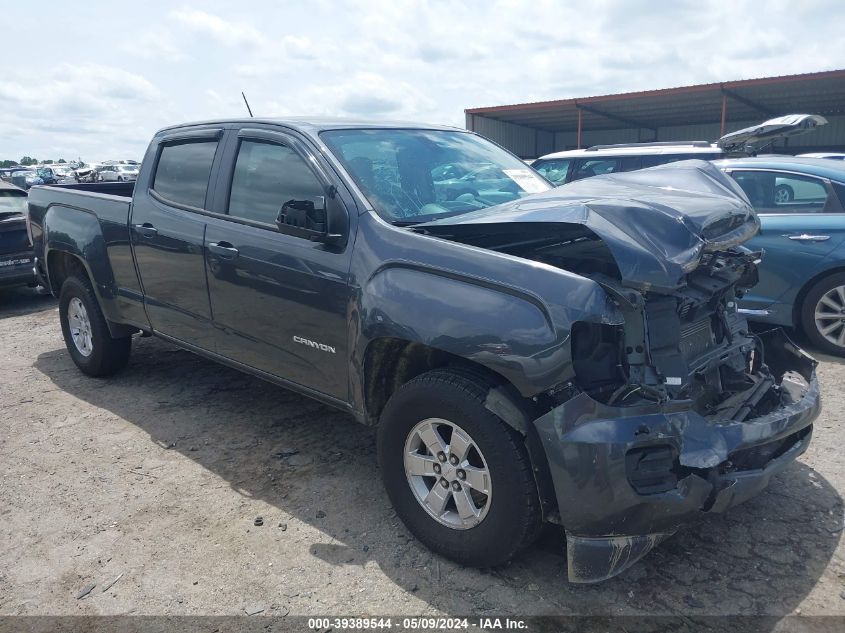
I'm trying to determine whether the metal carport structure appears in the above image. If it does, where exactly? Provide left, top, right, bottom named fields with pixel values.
left=465, top=69, right=845, bottom=158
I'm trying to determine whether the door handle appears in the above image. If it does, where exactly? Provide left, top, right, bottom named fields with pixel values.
left=133, top=223, right=158, bottom=238
left=208, top=241, right=239, bottom=259
left=786, top=234, right=831, bottom=242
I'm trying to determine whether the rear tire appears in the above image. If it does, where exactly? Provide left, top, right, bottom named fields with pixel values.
left=377, top=369, right=541, bottom=567
left=800, top=271, right=845, bottom=356
left=59, top=273, right=132, bottom=376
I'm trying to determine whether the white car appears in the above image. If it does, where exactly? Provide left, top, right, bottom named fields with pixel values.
left=533, top=114, right=828, bottom=185
left=99, top=164, right=139, bottom=182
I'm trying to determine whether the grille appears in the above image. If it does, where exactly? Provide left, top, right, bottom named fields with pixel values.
left=679, top=317, right=714, bottom=359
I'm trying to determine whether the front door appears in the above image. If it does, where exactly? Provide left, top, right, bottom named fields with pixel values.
left=130, top=131, right=222, bottom=351
left=204, top=129, right=352, bottom=400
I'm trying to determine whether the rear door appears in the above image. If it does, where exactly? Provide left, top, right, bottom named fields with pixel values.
left=726, top=168, right=845, bottom=314
left=129, top=128, right=224, bottom=351
left=202, top=127, right=354, bottom=400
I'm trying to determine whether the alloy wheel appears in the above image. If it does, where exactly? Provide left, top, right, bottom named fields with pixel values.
left=403, top=418, right=492, bottom=529
left=67, top=297, right=93, bottom=357
left=814, top=284, right=845, bottom=348
left=774, top=187, right=791, bottom=203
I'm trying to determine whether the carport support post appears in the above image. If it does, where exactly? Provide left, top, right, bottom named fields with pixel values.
left=720, top=93, right=727, bottom=137
left=576, top=108, right=583, bottom=149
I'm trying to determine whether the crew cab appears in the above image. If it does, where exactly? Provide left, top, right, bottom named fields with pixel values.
left=26, top=118, right=820, bottom=582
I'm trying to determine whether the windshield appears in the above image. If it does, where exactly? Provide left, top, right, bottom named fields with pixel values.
left=118, top=165, right=136, bottom=172
left=0, top=191, right=27, bottom=214
left=321, top=129, right=551, bottom=224
left=531, top=158, right=572, bottom=185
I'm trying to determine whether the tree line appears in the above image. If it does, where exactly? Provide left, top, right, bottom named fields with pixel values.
left=1, top=157, right=71, bottom=168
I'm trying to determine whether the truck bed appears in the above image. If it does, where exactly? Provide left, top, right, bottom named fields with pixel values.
left=47, top=181, right=136, bottom=198
left=28, top=182, right=133, bottom=227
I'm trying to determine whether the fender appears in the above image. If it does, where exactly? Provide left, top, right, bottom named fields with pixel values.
left=42, top=204, right=128, bottom=332
left=356, top=263, right=612, bottom=398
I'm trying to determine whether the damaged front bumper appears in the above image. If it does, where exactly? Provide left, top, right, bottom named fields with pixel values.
left=533, top=329, right=820, bottom=583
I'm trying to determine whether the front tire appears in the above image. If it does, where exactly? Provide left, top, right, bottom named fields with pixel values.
left=800, top=271, right=845, bottom=356
left=59, top=273, right=132, bottom=376
left=378, top=369, right=541, bottom=567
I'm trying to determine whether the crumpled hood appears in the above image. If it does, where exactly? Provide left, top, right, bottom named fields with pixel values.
left=420, top=160, right=759, bottom=291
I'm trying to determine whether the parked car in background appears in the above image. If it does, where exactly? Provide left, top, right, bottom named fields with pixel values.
left=533, top=141, right=721, bottom=185
left=74, top=166, right=97, bottom=183
left=799, top=152, right=845, bottom=161
left=0, top=181, right=35, bottom=291
left=11, top=170, right=43, bottom=190
left=715, top=156, right=845, bottom=355
left=35, top=167, right=59, bottom=185
left=98, top=164, right=139, bottom=182
left=532, top=114, right=828, bottom=185
left=433, top=162, right=531, bottom=203
left=37, top=166, right=77, bottom=185
left=0, top=168, right=22, bottom=182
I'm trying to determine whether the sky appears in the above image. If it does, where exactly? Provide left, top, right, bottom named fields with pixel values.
left=1, top=0, right=844, bottom=162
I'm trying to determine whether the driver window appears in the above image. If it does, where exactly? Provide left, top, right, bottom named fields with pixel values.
left=228, top=140, right=324, bottom=225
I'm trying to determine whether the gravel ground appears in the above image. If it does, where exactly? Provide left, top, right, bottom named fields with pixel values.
left=1, top=286, right=844, bottom=621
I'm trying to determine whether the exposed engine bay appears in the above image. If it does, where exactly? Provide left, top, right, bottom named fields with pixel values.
left=565, top=246, right=809, bottom=421
left=418, top=161, right=814, bottom=422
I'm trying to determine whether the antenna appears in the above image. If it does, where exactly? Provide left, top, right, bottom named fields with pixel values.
left=241, top=92, right=254, bottom=117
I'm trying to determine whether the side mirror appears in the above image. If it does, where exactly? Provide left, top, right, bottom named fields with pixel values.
left=276, top=193, right=348, bottom=246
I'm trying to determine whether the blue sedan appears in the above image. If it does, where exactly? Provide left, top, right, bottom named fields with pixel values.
left=715, top=156, right=845, bottom=355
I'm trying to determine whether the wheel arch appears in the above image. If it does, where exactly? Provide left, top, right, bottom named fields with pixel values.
left=46, top=249, right=136, bottom=338
left=362, top=337, right=559, bottom=518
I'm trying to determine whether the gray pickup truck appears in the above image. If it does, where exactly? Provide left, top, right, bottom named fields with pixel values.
left=26, top=118, right=820, bottom=582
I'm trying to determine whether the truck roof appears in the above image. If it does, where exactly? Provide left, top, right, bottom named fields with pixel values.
left=156, top=117, right=464, bottom=136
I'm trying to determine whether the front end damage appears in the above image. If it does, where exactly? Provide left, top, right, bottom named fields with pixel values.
left=420, top=161, right=821, bottom=582
left=535, top=327, right=818, bottom=582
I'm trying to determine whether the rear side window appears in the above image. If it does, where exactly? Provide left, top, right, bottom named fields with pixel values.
left=228, top=140, right=324, bottom=225
left=152, top=140, right=218, bottom=208
left=730, top=170, right=839, bottom=214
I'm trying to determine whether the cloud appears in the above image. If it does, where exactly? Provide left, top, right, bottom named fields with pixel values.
left=170, top=8, right=264, bottom=48
left=126, top=28, right=189, bottom=62
left=340, top=94, right=403, bottom=116
left=2, top=0, right=845, bottom=160
left=0, top=64, right=167, bottom=161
